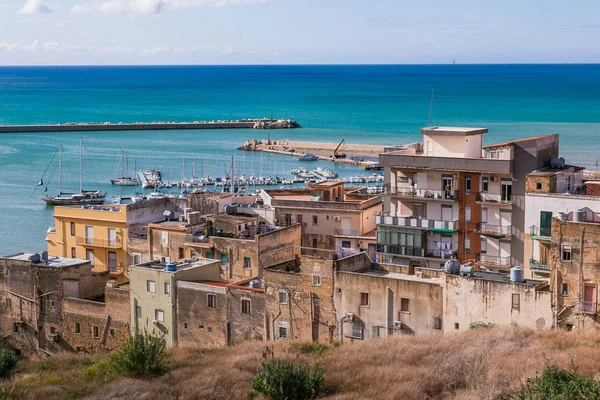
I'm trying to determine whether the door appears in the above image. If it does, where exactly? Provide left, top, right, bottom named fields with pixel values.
left=108, top=228, right=116, bottom=247
left=540, top=211, right=552, bottom=237
left=441, top=205, right=453, bottom=222
left=500, top=241, right=511, bottom=264
left=342, top=217, right=352, bottom=231
left=368, top=243, right=377, bottom=262
left=296, top=214, right=303, bottom=226
left=501, top=183, right=512, bottom=202
left=584, top=284, right=597, bottom=303
left=442, top=176, right=454, bottom=199
left=413, top=203, right=425, bottom=219
left=86, top=249, right=94, bottom=267
left=500, top=210, right=511, bottom=232
left=85, top=226, right=93, bottom=244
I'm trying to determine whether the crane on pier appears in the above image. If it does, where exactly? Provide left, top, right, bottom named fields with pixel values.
left=333, top=139, right=347, bottom=159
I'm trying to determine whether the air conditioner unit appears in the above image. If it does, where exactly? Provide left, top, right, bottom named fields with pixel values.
left=393, top=320, right=402, bottom=330
left=344, top=313, right=354, bottom=322
left=333, top=216, right=341, bottom=221
left=152, top=319, right=158, bottom=325
left=47, top=333, right=58, bottom=342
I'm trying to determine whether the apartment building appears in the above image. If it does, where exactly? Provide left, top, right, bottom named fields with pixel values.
left=378, top=126, right=559, bottom=272
left=261, top=181, right=381, bottom=259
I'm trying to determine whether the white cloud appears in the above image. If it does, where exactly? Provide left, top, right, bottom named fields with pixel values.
left=71, top=0, right=270, bottom=15
left=17, top=0, right=52, bottom=14
left=0, top=40, right=90, bottom=53
left=99, top=0, right=165, bottom=14
left=220, top=45, right=278, bottom=57
left=56, top=21, right=65, bottom=28
left=70, top=4, right=94, bottom=12
left=141, top=46, right=174, bottom=55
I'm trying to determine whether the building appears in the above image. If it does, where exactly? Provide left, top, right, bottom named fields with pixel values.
left=47, top=198, right=187, bottom=280
left=62, top=281, right=131, bottom=353
left=0, top=252, right=108, bottom=355
left=263, top=254, right=337, bottom=342
left=524, top=163, right=600, bottom=279
left=551, top=215, right=600, bottom=331
left=128, top=257, right=221, bottom=347
left=378, top=127, right=559, bottom=272
left=176, top=278, right=265, bottom=348
left=261, top=181, right=381, bottom=258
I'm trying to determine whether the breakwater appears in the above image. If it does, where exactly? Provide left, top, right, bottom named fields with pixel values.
left=0, top=118, right=299, bottom=134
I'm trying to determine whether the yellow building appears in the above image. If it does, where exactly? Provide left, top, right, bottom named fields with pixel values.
left=47, top=205, right=129, bottom=280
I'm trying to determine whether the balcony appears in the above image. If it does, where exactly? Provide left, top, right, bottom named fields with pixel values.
left=479, top=254, right=511, bottom=266
left=476, top=223, right=511, bottom=238
left=529, top=259, right=551, bottom=272
left=530, top=226, right=551, bottom=241
left=477, top=192, right=512, bottom=206
left=377, top=215, right=458, bottom=232
left=382, top=184, right=458, bottom=202
left=333, top=228, right=365, bottom=237
left=425, top=249, right=456, bottom=259
left=76, top=237, right=121, bottom=249
left=376, top=244, right=424, bottom=257
left=579, top=301, right=597, bottom=315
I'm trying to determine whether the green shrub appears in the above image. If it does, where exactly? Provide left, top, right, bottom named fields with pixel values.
left=0, top=348, right=18, bottom=379
left=251, top=359, right=324, bottom=400
left=290, top=342, right=330, bottom=357
left=500, top=362, right=600, bottom=400
left=469, top=321, right=495, bottom=330
left=86, top=361, right=118, bottom=383
left=108, top=333, right=167, bottom=379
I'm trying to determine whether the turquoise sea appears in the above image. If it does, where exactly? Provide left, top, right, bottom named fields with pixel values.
left=1, top=64, right=599, bottom=254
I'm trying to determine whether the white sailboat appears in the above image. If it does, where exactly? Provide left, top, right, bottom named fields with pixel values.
left=111, top=149, right=139, bottom=186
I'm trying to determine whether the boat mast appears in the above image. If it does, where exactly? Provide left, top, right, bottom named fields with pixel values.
left=231, top=155, right=235, bottom=193
left=79, top=136, right=83, bottom=193
left=120, top=149, right=124, bottom=179
left=59, top=145, right=63, bottom=195
left=125, top=151, right=129, bottom=177
left=134, top=156, right=138, bottom=189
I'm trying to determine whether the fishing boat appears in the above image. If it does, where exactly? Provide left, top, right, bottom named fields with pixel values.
left=111, top=149, right=139, bottom=186
left=365, top=164, right=383, bottom=171
left=40, top=138, right=106, bottom=206
left=298, top=154, right=319, bottom=161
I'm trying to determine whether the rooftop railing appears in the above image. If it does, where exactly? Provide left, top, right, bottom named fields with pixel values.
left=382, top=184, right=459, bottom=201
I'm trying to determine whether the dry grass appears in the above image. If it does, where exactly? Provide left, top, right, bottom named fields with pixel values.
left=2, top=327, right=600, bottom=400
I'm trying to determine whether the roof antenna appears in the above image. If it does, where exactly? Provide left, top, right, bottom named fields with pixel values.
left=428, top=88, right=435, bottom=126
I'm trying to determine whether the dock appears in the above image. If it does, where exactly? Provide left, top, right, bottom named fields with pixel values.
left=0, top=118, right=299, bottom=134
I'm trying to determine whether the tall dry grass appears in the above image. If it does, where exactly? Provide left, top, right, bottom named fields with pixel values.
left=2, top=327, right=600, bottom=400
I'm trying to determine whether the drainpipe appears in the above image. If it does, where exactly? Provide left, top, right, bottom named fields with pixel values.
left=578, top=227, right=585, bottom=330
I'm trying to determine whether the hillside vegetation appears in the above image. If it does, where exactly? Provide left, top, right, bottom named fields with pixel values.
left=2, top=327, right=600, bottom=400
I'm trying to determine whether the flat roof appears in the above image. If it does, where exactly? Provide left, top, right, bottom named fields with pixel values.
left=528, top=165, right=585, bottom=177
left=131, top=258, right=217, bottom=271
left=311, top=180, right=344, bottom=188
left=472, top=271, right=543, bottom=286
left=484, top=134, right=558, bottom=149
left=212, top=214, right=257, bottom=223
left=421, top=126, right=488, bottom=136
left=2, top=252, right=90, bottom=268
left=358, top=269, right=441, bottom=284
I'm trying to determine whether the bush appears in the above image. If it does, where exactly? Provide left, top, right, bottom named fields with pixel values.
left=290, top=342, right=330, bottom=357
left=251, top=359, right=324, bottom=400
left=469, top=321, right=495, bottom=330
left=0, top=348, right=18, bottom=379
left=108, top=333, right=167, bottom=379
left=500, top=362, right=600, bottom=400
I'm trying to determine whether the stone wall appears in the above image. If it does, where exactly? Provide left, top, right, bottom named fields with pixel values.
left=257, top=224, right=302, bottom=271
left=228, top=287, right=265, bottom=344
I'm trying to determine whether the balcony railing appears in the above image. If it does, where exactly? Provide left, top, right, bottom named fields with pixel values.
left=377, top=215, right=458, bottom=231
left=579, top=301, right=597, bottom=315
left=186, top=234, right=210, bottom=244
left=376, top=244, right=424, bottom=257
left=333, top=228, right=364, bottom=237
left=479, top=254, right=511, bottom=266
left=530, top=225, right=551, bottom=239
left=477, top=223, right=511, bottom=236
left=477, top=192, right=512, bottom=205
left=529, top=259, right=551, bottom=271
left=425, top=249, right=456, bottom=259
left=76, top=236, right=121, bottom=249
left=382, top=184, right=459, bottom=201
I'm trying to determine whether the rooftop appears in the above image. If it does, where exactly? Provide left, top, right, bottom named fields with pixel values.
left=358, top=269, right=441, bottom=284
left=527, top=165, right=584, bottom=177
left=310, top=180, right=344, bottom=188
left=483, top=134, right=558, bottom=149
left=211, top=214, right=258, bottom=224
left=2, top=252, right=90, bottom=268
left=131, top=257, right=218, bottom=272
left=420, top=126, right=488, bottom=136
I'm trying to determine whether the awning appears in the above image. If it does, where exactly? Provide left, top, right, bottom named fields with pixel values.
left=428, top=228, right=457, bottom=234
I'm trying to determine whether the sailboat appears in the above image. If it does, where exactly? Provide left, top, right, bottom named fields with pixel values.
left=41, top=138, right=106, bottom=206
left=131, top=156, right=145, bottom=203
left=111, top=149, right=139, bottom=186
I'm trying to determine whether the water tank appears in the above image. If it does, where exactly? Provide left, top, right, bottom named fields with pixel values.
left=460, top=265, right=475, bottom=277
left=444, top=259, right=461, bottom=275
left=550, top=157, right=566, bottom=169
left=28, top=253, right=41, bottom=264
left=165, top=262, right=177, bottom=272
left=40, top=251, right=48, bottom=262
left=510, top=266, right=524, bottom=283
left=574, top=209, right=586, bottom=222
left=163, top=210, right=174, bottom=221
left=249, top=279, right=263, bottom=289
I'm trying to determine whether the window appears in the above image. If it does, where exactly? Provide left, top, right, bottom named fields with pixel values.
left=85, top=226, right=93, bottom=243
left=400, top=298, right=410, bottom=313
left=512, top=294, right=520, bottom=310
left=312, top=215, right=318, bottom=225
left=454, top=323, right=460, bottom=330
left=278, top=290, right=288, bottom=305
left=51, top=298, right=55, bottom=308
left=360, top=292, right=369, bottom=307
left=481, top=207, right=488, bottom=223
left=5, top=298, right=11, bottom=309
left=566, top=324, right=573, bottom=331
left=199, top=324, right=205, bottom=330
left=136, top=306, right=142, bottom=319
left=482, top=177, right=489, bottom=192
left=221, top=254, right=227, bottom=266
left=155, top=309, right=164, bottom=322
left=434, top=317, right=442, bottom=330
left=372, top=326, right=384, bottom=338
left=161, top=231, right=169, bottom=245
left=244, top=257, right=251, bottom=269
left=341, top=240, right=351, bottom=248
left=147, top=280, right=156, bottom=293
left=398, top=176, right=409, bottom=183
left=465, top=176, right=472, bottom=192
left=207, top=327, right=213, bottom=334
left=480, top=238, right=487, bottom=254
left=208, top=294, right=217, bottom=308
left=465, top=206, right=471, bottom=222
left=164, top=282, right=171, bottom=295
left=12, top=323, right=18, bottom=334
left=178, top=247, right=184, bottom=259
left=336, top=288, right=342, bottom=295
left=279, top=323, right=289, bottom=339
left=71, top=247, right=76, bottom=258
left=108, top=252, right=117, bottom=272
left=241, top=299, right=251, bottom=314
left=107, top=228, right=116, bottom=247
left=441, top=205, right=453, bottom=222
left=561, top=283, right=569, bottom=297
left=70, top=222, right=75, bottom=236
left=561, top=244, right=572, bottom=262
left=183, top=322, right=188, bottom=331
left=536, top=182, right=543, bottom=190
left=92, top=325, right=99, bottom=338
left=133, top=252, right=141, bottom=265
left=75, top=323, right=81, bottom=334
left=465, top=236, right=471, bottom=253
left=86, top=250, right=94, bottom=267
left=110, top=329, right=115, bottom=336
left=351, top=320, right=363, bottom=339
left=540, top=211, right=552, bottom=237
left=312, top=275, right=322, bottom=286
left=206, top=251, right=213, bottom=259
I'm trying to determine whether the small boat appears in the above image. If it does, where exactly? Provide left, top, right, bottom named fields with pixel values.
left=298, top=154, right=319, bottom=161
left=365, top=164, right=383, bottom=171
left=131, top=192, right=145, bottom=203
left=104, top=194, right=122, bottom=204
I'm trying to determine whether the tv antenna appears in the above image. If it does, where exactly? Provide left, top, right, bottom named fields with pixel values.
left=428, top=88, right=435, bottom=126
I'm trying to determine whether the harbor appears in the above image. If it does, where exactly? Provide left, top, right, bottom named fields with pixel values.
left=0, top=118, right=299, bottom=134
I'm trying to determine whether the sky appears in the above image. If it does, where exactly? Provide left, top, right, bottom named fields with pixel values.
left=0, top=0, right=599, bottom=65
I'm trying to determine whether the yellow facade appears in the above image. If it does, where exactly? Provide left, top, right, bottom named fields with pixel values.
left=47, top=205, right=129, bottom=281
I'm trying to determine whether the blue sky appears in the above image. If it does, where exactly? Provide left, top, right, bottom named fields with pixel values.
left=0, top=0, right=599, bottom=65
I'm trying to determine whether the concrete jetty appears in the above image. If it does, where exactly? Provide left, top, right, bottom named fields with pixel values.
left=0, top=118, right=299, bottom=134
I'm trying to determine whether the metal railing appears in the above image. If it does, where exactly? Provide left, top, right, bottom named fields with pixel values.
left=477, top=223, right=511, bottom=236
left=333, top=228, right=364, bottom=237
left=425, top=249, right=456, bottom=259
left=382, top=184, right=459, bottom=200
left=186, top=234, right=210, bottom=244
left=579, top=300, right=597, bottom=314
left=530, top=225, right=551, bottom=238
left=377, top=215, right=458, bottom=231
left=477, top=192, right=512, bottom=204
left=479, top=254, right=511, bottom=266
left=376, top=244, right=424, bottom=257
left=76, top=236, right=121, bottom=249
left=529, top=259, right=551, bottom=271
